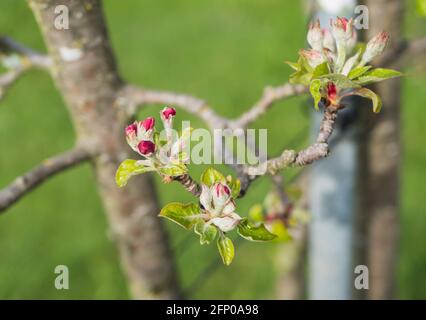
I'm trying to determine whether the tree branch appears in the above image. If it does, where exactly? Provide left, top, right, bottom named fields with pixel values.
left=118, top=85, right=228, bottom=130
left=0, top=147, right=92, bottom=213
left=0, top=36, right=52, bottom=100
left=0, top=36, right=52, bottom=69
left=239, top=105, right=339, bottom=195
left=228, top=84, right=307, bottom=129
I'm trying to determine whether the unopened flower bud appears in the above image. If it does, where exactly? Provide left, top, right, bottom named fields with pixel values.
left=362, top=31, right=389, bottom=64
left=307, top=20, right=324, bottom=52
left=322, top=29, right=335, bottom=52
left=141, top=117, right=155, bottom=131
left=331, top=17, right=353, bottom=43
left=299, top=49, right=325, bottom=68
left=161, top=107, right=176, bottom=120
left=125, top=123, right=139, bottom=151
left=211, top=182, right=231, bottom=214
left=138, top=140, right=156, bottom=156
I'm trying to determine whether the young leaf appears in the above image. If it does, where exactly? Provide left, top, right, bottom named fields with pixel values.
left=217, top=235, right=235, bottom=266
left=159, top=202, right=202, bottom=229
left=309, top=79, right=322, bottom=110
left=227, top=178, right=241, bottom=199
left=285, top=61, right=300, bottom=71
left=348, top=65, right=371, bottom=80
left=200, top=167, right=226, bottom=187
left=355, top=68, right=402, bottom=85
left=237, top=219, right=277, bottom=242
left=158, top=164, right=187, bottom=176
left=115, top=159, right=154, bottom=187
left=319, top=74, right=360, bottom=89
left=194, top=220, right=217, bottom=245
left=345, top=88, right=383, bottom=113
left=289, top=70, right=312, bottom=86
left=312, top=61, right=330, bottom=78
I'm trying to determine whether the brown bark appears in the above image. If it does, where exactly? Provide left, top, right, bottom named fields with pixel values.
left=356, top=0, right=404, bottom=299
left=27, top=0, right=180, bottom=299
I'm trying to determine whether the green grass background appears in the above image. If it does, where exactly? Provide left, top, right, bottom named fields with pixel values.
left=0, top=0, right=425, bottom=299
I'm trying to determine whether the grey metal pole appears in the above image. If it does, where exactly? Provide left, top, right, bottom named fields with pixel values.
left=308, top=0, right=359, bottom=300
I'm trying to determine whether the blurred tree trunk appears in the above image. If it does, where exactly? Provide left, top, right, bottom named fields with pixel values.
left=356, top=0, right=404, bottom=300
left=27, top=0, right=180, bottom=299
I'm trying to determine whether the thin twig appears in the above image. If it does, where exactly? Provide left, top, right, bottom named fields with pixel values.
left=0, top=147, right=92, bottom=213
left=0, top=36, right=52, bottom=69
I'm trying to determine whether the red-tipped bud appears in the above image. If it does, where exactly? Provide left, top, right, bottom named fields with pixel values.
left=125, top=123, right=137, bottom=137
left=215, top=183, right=230, bottom=197
left=161, top=107, right=176, bottom=120
left=336, top=17, right=349, bottom=31
left=307, top=19, right=323, bottom=51
left=362, top=31, right=390, bottom=64
left=141, top=117, right=155, bottom=131
left=331, top=17, right=353, bottom=44
left=138, top=140, right=156, bottom=155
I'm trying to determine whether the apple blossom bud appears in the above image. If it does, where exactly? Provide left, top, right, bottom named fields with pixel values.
left=362, top=31, right=389, bottom=64
left=161, top=107, right=176, bottom=120
left=125, top=123, right=139, bottom=151
left=211, top=182, right=231, bottom=214
left=299, top=49, right=325, bottom=68
left=141, top=117, right=155, bottom=131
left=138, top=140, right=156, bottom=155
left=307, top=20, right=323, bottom=52
left=331, top=17, right=353, bottom=41
left=322, top=29, right=335, bottom=52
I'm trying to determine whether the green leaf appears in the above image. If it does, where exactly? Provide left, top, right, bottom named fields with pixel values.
left=285, top=61, right=300, bottom=71
left=159, top=202, right=202, bottom=229
left=115, top=159, right=154, bottom=187
left=237, top=219, right=277, bottom=242
left=158, top=164, right=187, bottom=176
left=200, top=167, right=225, bottom=187
left=319, top=74, right=360, bottom=89
left=348, top=66, right=371, bottom=80
left=217, top=235, right=235, bottom=266
left=309, top=79, right=322, bottom=110
left=346, top=88, right=383, bottom=113
left=355, top=68, right=402, bottom=85
left=289, top=70, right=312, bottom=86
left=312, top=62, right=330, bottom=78
left=194, top=220, right=217, bottom=245
left=227, top=178, right=241, bottom=199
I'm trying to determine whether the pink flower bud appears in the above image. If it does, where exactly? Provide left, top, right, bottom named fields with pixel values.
left=307, top=19, right=323, bottom=51
left=125, top=123, right=139, bottom=151
left=299, top=49, right=325, bottom=68
left=125, top=123, right=137, bottom=137
left=362, top=31, right=389, bottom=64
left=161, top=107, right=176, bottom=120
left=138, top=140, right=156, bottom=155
left=141, top=117, right=155, bottom=131
left=331, top=17, right=353, bottom=44
left=215, top=183, right=230, bottom=197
